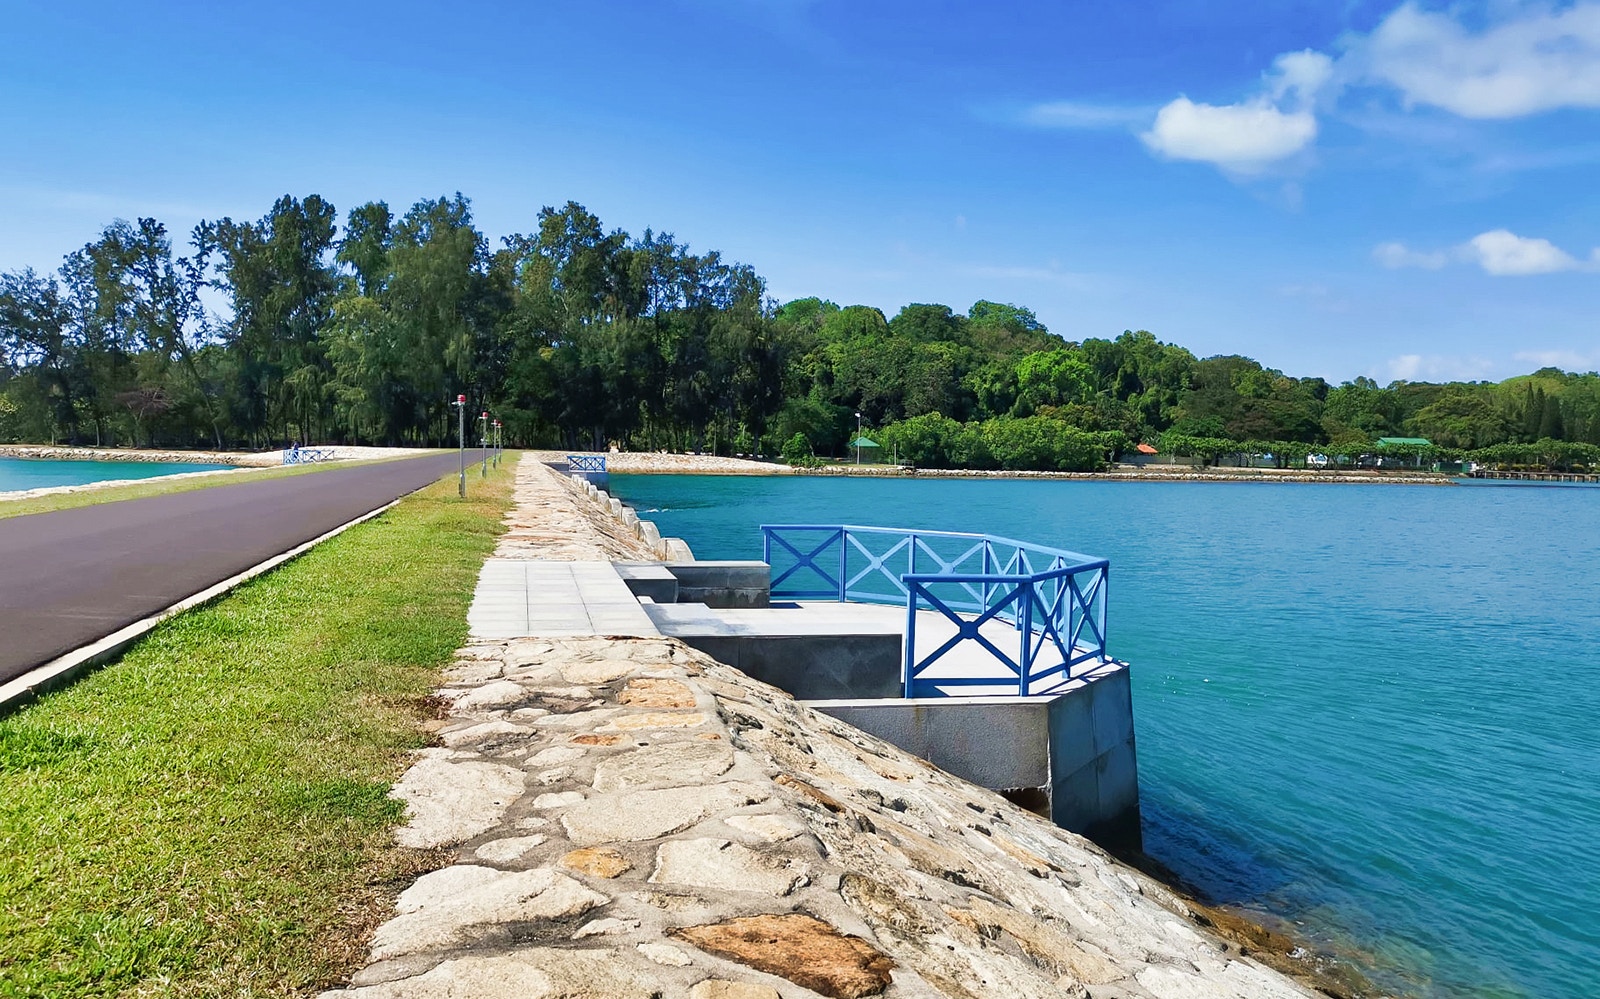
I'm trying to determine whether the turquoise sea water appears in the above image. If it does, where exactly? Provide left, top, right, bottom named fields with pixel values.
left=0, top=457, right=233, bottom=492
left=610, top=473, right=1600, bottom=999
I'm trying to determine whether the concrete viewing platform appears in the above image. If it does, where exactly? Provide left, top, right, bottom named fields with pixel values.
left=317, top=455, right=1323, bottom=999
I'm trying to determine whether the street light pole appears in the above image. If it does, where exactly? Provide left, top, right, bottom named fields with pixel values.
left=855, top=411, right=862, bottom=465
left=480, top=411, right=489, bottom=477
left=453, top=394, right=466, bottom=497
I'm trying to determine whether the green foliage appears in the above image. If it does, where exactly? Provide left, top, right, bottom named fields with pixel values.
left=780, top=431, right=822, bottom=467
left=5, top=192, right=1600, bottom=460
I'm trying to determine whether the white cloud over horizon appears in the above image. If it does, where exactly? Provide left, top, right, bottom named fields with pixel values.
left=1358, top=1, right=1600, bottom=119
left=1020, top=2, right=1600, bottom=173
left=1385, top=352, right=1497, bottom=381
left=1375, top=229, right=1598, bottom=275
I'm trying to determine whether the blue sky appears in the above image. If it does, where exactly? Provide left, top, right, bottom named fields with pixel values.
left=3, top=0, right=1597, bottom=383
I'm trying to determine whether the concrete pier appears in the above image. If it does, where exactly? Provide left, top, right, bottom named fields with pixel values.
left=462, top=467, right=1144, bottom=850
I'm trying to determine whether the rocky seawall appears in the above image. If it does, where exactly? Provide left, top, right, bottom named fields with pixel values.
left=319, top=456, right=1339, bottom=999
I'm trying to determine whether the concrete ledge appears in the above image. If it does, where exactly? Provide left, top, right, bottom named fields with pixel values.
left=612, top=563, right=679, bottom=604
left=661, top=560, right=769, bottom=608
left=807, top=666, right=1141, bottom=853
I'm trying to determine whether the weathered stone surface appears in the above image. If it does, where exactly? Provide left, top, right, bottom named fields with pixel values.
left=591, top=740, right=734, bottom=793
left=672, top=914, right=895, bottom=999
left=474, top=835, right=547, bottom=864
left=439, top=720, right=533, bottom=747
left=561, top=783, right=769, bottom=845
left=689, top=982, right=782, bottom=999
left=604, top=710, right=707, bottom=731
left=572, top=916, right=639, bottom=938
left=318, top=950, right=661, bottom=999
left=638, top=942, right=693, bottom=966
left=650, top=838, right=807, bottom=896
left=561, top=847, right=634, bottom=879
left=370, top=866, right=607, bottom=960
left=570, top=733, right=622, bottom=746
left=725, top=813, right=807, bottom=843
left=451, top=680, right=527, bottom=711
left=532, top=791, right=585, bottom=809
left=560, top=659, right=636, bottom=685
left=618, top=676, right=697, bottom=708
left=389, top=757, right=525, bottom=849
left=527, top=746, right=587, bottom=766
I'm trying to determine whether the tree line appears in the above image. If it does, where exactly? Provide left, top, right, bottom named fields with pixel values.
left=4, top=192, right=1600, bottom=472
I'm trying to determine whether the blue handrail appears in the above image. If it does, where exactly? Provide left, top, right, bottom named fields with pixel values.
left=567, top=454, right=607, bottom=472
left=760, top=525, right=1109, bottom=697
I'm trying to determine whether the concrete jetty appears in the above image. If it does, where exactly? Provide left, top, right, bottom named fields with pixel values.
left=321, top=454, right=1322, bottom=999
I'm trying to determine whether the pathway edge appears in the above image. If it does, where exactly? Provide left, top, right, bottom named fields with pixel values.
left=0, top=497, right=405, bottom=716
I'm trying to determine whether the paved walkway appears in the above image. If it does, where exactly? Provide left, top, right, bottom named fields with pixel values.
left=0, top=452, right=461, bottom=686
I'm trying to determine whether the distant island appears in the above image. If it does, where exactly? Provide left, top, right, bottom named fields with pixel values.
left=3, top=193, right=1597, bottom=475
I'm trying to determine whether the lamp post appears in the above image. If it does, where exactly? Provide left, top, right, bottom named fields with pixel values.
left=452, top=394, right=466, bottom=497
left=855, top=411, right=862, bottom=465
left=480, top=411, right=489, bottom=477
left=493, top=420, right=502, bottom=467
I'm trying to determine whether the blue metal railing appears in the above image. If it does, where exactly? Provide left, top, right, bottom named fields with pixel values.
left=760, top=525, right=1109, bottom=697
left=567, top=454, right=607, bottom=472
left=283, top=447, right=334, bottom=465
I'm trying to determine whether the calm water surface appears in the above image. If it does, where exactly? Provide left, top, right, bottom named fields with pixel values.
left=0, top=457, right=233, bottom=492
left=610, top=473, right=1600, bottom=999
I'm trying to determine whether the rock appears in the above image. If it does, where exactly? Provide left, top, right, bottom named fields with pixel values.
left=532, top=767, right=574, bottom=785
left=591, top=740, right=734, bottom=793
left=689, top=982, right=782, bottom=999
left=638, top=942, right=694, bottom=967
left=439, top=720, right=534, bottom=748
left=389, top=757, right=525, bottom=849
left=570, top=733, right=623, bottom=746
left=650, top=839, right=807, bottom=896
left=560, top=660, right=637, bottom=685
left=474, top=835, right=547, bottom=864
left=573, top=916, right=640, bottom=938
left=452, top=680, right=528, bottom=711
left=318, top=949, right=660, bottom=999
left=561, top=847, right=634, bottom=879
left=672, top=913, right=895, bottom=999
left=725, top=813, right=807, bottom=843
left=561, top=783, right=769, bottom=846
left=528, top=746, right=587, bottom=766
left=604, top=710, right=708, bottom=731
left=618, top=677, right=697, bottom=708
left=532, top=791, right=585, bottom=808
left=370, top=866, right=608, bottom=960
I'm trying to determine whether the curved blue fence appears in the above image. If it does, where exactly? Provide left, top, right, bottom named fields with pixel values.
left=760, top=525, right=1109, bottom=697
left=566, top=454, right=607, bottom=472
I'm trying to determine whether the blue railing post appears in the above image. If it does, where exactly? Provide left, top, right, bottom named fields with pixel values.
left=1019, top=579, right=1033, bottom=696
left=837, top=528, right=848, bottom=602
left=903, top=584, right=918, bottom=697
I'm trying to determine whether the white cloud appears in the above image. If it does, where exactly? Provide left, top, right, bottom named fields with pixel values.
left=1374, top=241, right=1448, bottom=269
left=1374, top=230, right=1598, bottom=275
left=1020, top=101, right=1151, bottom=129
left=1358, top=1, right=1600, bottom=119
left=1465, top=228, right=1588, bottom=275
left=1514, top=349, right=1599, bottom=370
left=1385, top=353, right=1496, bottom=381
left=1140, top=50, right=1330, bottom=172
left=1141, top=99, right=1317, bottom=171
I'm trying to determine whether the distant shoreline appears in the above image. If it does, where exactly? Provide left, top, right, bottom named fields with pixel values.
left=539, top=450, right=1456, bottom=485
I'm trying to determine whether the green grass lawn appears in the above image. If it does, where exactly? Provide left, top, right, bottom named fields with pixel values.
left=0, top=457, right=514, bottom=998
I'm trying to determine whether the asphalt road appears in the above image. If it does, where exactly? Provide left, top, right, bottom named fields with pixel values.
left=0, top=452, right=466, bottom=686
